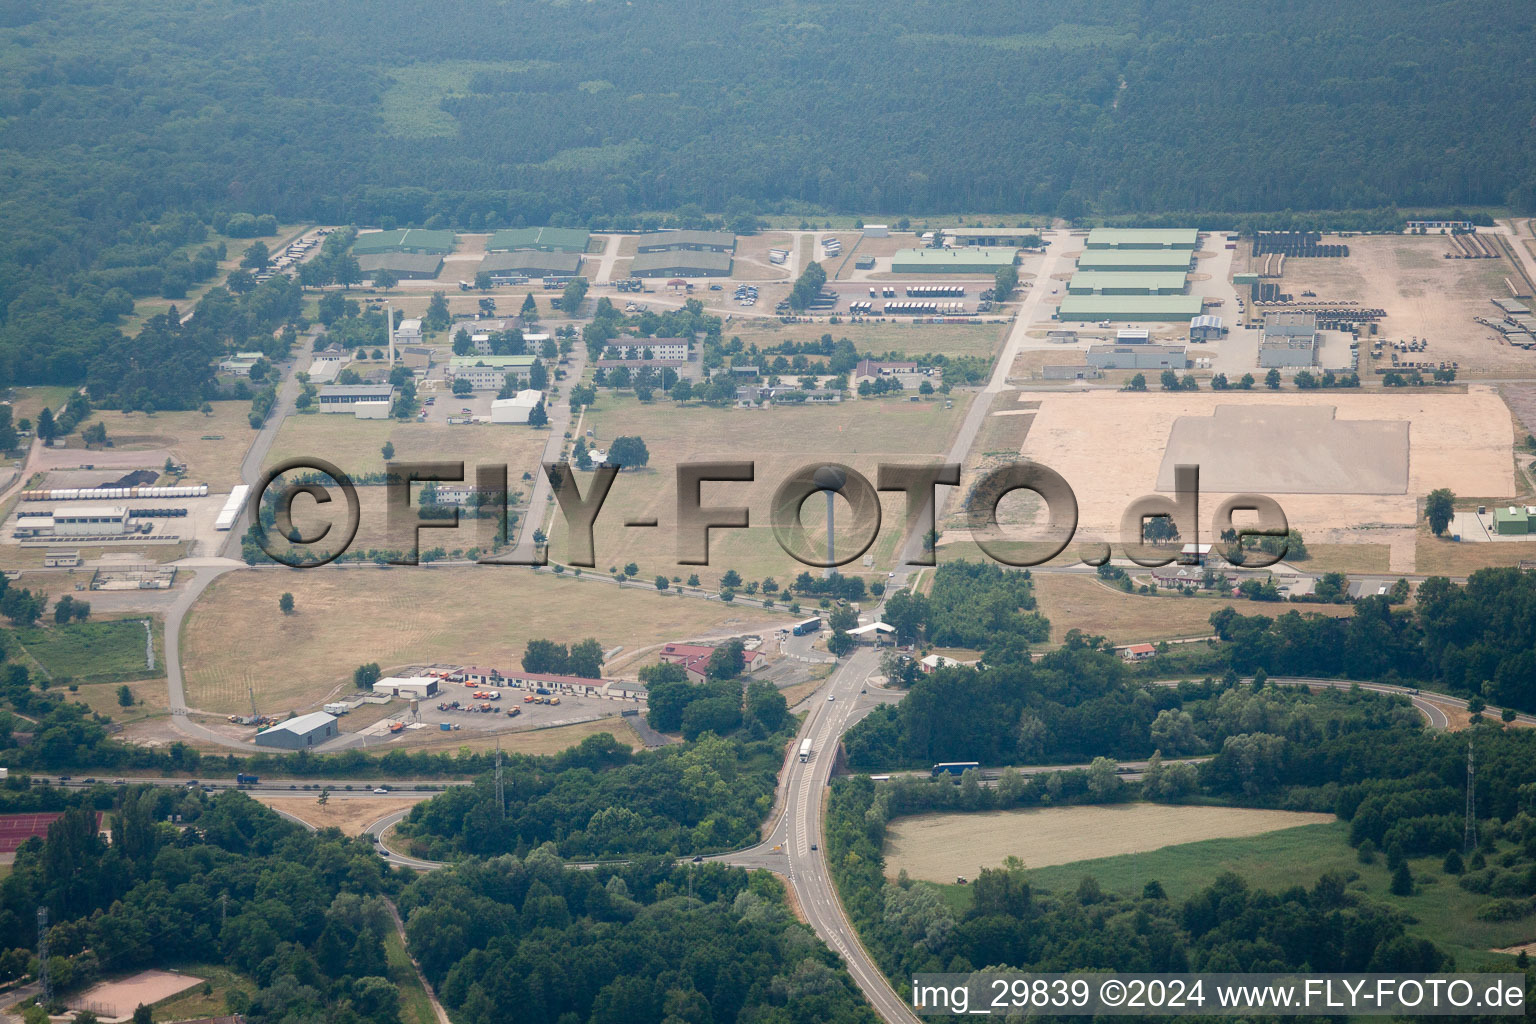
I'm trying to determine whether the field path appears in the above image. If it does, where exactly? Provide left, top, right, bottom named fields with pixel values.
left=386, top=900, right=453, bottom=1024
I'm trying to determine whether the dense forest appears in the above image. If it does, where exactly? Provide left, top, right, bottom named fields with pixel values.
left=394, top=728, right=791, bottom=861
left=0, top=785, right=400, bottom=1024
left=1207, top=567, right=1536, bottom=712
left=2, top=0, right=1534, bottom=391
left=843, top=632, right=1427, bottom=769
left=399, top=855, right=877, bottom=1024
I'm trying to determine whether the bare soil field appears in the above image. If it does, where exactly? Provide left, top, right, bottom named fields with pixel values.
left=1031, top=574, right=1354, bottom=645
left=68, top=970, right=203, bottom=1021
left=1279, top=234, right=1531, bottom=375
left=181, top=567, right=781, bottom=715
left=994, top=388, right=1513, bottom=574
left=555, top=394, right=967, bottom=586
left=254, top=794, right=426, bottom=835
left=884, top=803, right=1336, bottom=881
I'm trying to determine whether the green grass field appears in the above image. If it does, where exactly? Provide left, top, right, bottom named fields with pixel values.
left=147, top=963, right=249, bottom=1022
left=928, top=820, right=1536, bottom=966
left=7, top=618, right=163, bottom=685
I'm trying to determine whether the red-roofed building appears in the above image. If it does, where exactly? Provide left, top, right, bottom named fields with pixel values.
left=1120, top=643, right=1157, bottom=662
left=658, top=643, right=767, bottom=683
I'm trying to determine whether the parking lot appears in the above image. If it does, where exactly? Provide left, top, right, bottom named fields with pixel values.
left=346, top=670, right=646, bottom=741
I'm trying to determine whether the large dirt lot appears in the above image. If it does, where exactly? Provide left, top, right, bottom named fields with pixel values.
left=253, top=793, right=427, bottom=835
left=181, top=567, right=783, bottom=715
left=884, top=803, right=1335, bottom=881
left=1278, top=233, right=1532, bottom=376
left=970, top=387, right=1514, bottom=573
left=67, top=970, right=204, bottom=1021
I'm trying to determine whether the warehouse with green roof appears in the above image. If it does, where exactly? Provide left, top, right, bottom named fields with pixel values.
left=1056, top=295, right=1205, bottom=322
left=352, top=228, right=456, bottom=255
left=1067, top=271, right=1188, bottom=295
left=1084, top=228, right=1198, bottom=250
left=890, top=247, right=1017, bottom=274
left=487, top=227, right=591, bottom=253
left=630, top=250, right=734, bottom=277
left=1075, top=249, right=1195, bottom=272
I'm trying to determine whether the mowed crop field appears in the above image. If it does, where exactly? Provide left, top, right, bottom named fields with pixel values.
left=555, top=395, right=968, bottom=586
left=266, top=415, right=549, bottom=482
left=1031, top=574, right=1356, bottom=645
left=181, top=567, right=784, bottom=714
left=883, top=803, right=1335, bottom=881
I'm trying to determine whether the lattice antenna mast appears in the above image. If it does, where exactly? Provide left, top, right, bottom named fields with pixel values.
left=36, top=907, right=50, bottom=1006
left=494, top=742, right=505, bottom=820
left=1465, top=740, right=1478, bottom=853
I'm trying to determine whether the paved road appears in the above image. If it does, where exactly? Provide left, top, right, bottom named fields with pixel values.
left=488, top=344, right=588, bottom=564
left=896, top=236, right=1063, bottom=568
left=711, top=644, right=922, bottom=1024
left=591, top=234, right=623, bottom=285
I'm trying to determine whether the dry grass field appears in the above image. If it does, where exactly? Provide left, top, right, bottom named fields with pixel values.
left=1415, top=532, right=1536, bottom=576
left=254, top=794, right=427, bottom=835
left=1030, top=574, right=1355, bottom=645
left=181, top=567, right=782, bottom=714
left=1302, top=543, right=1394, bottom=574
left=553, top=394, right=967, bottom=586
left=884, top=803, right=1335, bottom=881
left=68, top=677, right=171, bottom=727
left=55, top=403, right=257, bottom=490
left=4, top=385, right=75, bottom=427
left=267, top=414, right=549, bottom=481
left=395, top=716, right=641, bottom=755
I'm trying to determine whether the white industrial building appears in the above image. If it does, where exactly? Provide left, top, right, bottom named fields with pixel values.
left=602, top=337, right=690, bottom=361
left=395, top=319, right=423, bottom=342
left=491, top=390, right=544, bottom=424
left=254, top=712, right=338, bottom=749
left=1259, top=311, right=1319, bottom=368
left=373, top=676, right=440, bottom=698
left=319, top=384, right=397, bottom=413
left=14, top=507, right=131, bottom=539
left=861, top=224, right=889, bottom=238
left=1189, top=315, right=1225, bottom=342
